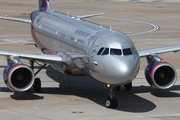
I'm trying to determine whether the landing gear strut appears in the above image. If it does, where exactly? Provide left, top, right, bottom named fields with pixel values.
left=105, top=84, right=118, bottom=108
left=30, top=60, right=47, bottom=92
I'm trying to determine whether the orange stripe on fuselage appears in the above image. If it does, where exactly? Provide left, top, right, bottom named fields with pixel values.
left=65, top=68, right=82, bottom=75
left=31, top=12, right=54, bottom=55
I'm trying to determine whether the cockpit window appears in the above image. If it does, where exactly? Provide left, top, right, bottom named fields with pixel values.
left=102, top=48, right=109, bottom=55
left=110, top=48, right=122, bottom=55
left=123, top=48, right=133, bottom=55
left=97, top=47, right=105, bottom=55
left=97, top=47, right=133, bottom=56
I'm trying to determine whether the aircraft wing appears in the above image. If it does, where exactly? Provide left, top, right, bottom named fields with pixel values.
left=138, top=45, right=180, bottom=57
left=0, top=16, right=31, bottom=23
left=76, top=13, right=104, bottom=20
left=0, top=13, right=104, bottom=23
left=0, top=50, right=87, bottom=65
left=0, top=50, right=62, bottom=65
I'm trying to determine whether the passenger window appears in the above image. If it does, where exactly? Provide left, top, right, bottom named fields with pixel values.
left=97, top=47, right=105, bottom=55
left=110, top=49, right=122, bottom=55
left=102, top=48, right=109, bottom=55
left=123, top=48, right=133, bottom=55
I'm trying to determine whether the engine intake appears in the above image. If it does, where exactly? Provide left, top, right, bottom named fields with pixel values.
left=145, top=61, right=177, bottom=89
left=3, top=63, right=34, bottom=92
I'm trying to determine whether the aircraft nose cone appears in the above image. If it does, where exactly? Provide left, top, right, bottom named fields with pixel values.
left=112, top=56, right=139, bottom=84
left=118, top=59, right=133, bottom=77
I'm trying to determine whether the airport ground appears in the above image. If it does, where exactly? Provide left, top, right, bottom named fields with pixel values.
left=0, top=0, right=180, bottom=120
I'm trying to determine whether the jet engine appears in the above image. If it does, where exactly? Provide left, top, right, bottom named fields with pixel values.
left=3, top=63, right=34, bottom=92
left=145, top=61, right=177, bottom=89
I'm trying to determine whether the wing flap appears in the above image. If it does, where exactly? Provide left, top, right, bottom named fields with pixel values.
left=138, top=45, right=180, bottom=57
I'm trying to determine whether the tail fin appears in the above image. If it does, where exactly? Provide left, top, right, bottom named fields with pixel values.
left=39, top=0, right=52, bottom=12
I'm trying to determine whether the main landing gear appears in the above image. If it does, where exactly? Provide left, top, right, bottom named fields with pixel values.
left=105, top=82, right=132, bottom=108
left=124, top=82, right=132, bottom=91
left=33, top=78, right=41, bottom=92
left=30, top=60, right=47, bottom=92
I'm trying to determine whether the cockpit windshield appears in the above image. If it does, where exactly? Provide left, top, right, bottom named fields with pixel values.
left=102, top=48, right=109, bottom=55
left=97, top=47, right=133, bottom=56
left=123, top=48, right=133, bottom=55
left=97, top=47, right=105, bottom=55
left=110, top=48, right=122, bottom=55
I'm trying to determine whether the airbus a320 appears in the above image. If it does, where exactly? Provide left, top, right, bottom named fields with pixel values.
left=0, top=0, right=180, bottom=108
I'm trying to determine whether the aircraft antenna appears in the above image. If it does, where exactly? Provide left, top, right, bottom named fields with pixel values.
left=67, top=11, right=70, bottom=18
left=110, top=24, right=114, bottom=33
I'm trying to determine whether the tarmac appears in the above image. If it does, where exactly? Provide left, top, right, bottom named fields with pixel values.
left=0, top=0, right=180, bottom=120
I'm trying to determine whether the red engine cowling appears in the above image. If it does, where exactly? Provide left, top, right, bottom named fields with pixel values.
left=3, top=63, right=34, bottom=92
left=145, top=61, right=177, bottom=89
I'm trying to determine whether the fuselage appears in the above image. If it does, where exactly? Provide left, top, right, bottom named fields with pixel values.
left=30, top=10, right=140, bottom=85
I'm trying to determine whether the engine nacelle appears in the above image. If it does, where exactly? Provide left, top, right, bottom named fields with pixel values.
left=145, top=61, right=177, bottom=89
left=3, top=63, right=34, bottom=92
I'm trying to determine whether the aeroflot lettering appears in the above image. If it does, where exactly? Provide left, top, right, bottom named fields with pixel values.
left=75, top=29, right=90, bottom=37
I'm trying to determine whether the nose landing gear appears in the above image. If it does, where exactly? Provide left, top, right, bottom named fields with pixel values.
left=105, top=82, right=132, bottom=108
left=105, top=84, right=118, bottom=108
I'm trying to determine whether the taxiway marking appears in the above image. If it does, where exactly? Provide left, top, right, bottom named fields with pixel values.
left=1, top=39, right=33, bottom=44
left=98, top=16, right=159, bottom=36
left=0, top=17, right=159, bottom=45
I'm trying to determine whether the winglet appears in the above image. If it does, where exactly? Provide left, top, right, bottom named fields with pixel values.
left=39, top=0, right=53, bottom=12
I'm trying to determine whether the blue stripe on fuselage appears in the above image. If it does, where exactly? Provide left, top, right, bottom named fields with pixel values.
left=39, top=0, right=50, bottom=11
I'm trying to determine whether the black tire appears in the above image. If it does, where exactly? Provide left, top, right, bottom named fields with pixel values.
left=112, top=98, right=118, bottom=108
left=33, top=78, right=41, bottom=92
left=105, top=98, right=118, bottom=108
left=124, top=82, right=132, bottom=91
left=105, top=98, right=113, bottom=108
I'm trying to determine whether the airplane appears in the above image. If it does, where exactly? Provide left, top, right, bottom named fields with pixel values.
left=0, top=0, right=180, bottom=109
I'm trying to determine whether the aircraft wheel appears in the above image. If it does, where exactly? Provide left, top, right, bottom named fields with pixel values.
left=33, top=78, right=41, bottom=92
left=112, top=98, right=118, bottom=108
left=105, top=98, right=118, bottom=108
left=124, top=82, right=132, bottom=91
left=105, top=98, right=113, bottom=108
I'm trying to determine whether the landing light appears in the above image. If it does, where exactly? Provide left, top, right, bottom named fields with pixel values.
left=107, top=84, right=111, bottom=88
